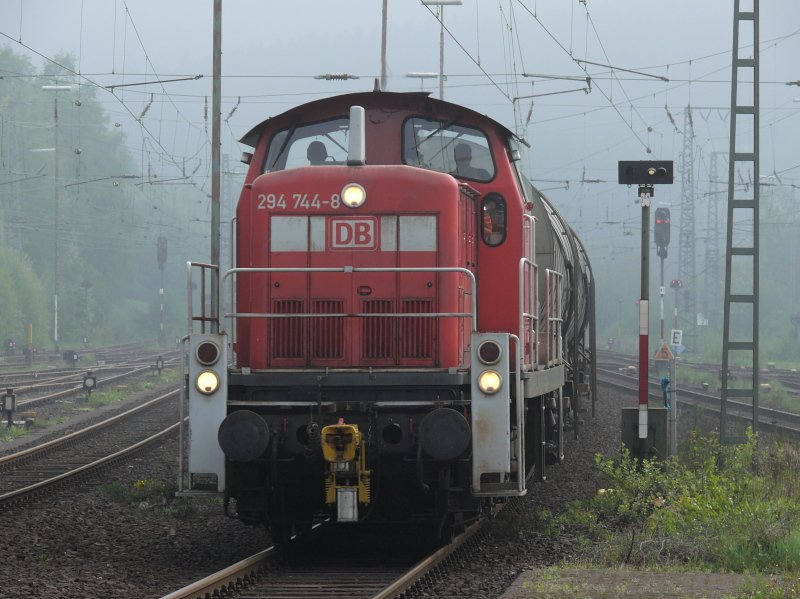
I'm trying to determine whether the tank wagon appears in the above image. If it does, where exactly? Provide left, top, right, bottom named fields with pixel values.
left=182, top=90, right=595, bottom=543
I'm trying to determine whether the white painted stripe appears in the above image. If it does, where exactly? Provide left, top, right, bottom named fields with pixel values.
left=270, top=216, right=308, bottom=251
left=399, top=216, right=436, bottom=251
left=639, top=403, right=648, bottom=439
left=381, top=216, right=397, bottom=251
left=639, top=299, right=649, bottom=334
left=271, top=215, right=437, bottom=252
left=310, top=216, right=325, bottom=251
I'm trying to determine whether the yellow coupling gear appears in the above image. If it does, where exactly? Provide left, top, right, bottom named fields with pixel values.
left=321, top=419, right=371, bottom=522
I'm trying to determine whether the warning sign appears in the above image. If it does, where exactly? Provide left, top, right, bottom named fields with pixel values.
left=654, top=344, right=674, bottom=360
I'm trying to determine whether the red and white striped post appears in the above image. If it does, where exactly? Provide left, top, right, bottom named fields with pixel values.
left=638, top=185, right=653, bottom=444
left=618, top=161, right=673, bottom=457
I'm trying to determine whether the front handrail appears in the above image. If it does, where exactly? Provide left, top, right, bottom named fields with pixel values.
left=187, top=261, right=219, bottom=334
left=219, top=266, right=477, bottom=333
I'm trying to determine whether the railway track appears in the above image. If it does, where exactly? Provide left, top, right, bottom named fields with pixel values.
left=0, top=388, right=180, bottom=511
left=0, top=354, right=178, bottom=413
left=160, top=517, right=485, bottom=599
left=599, top=349, right=800, bottom=395
left=598, top=367, right=800, bottom=435
left=0, top=339, right=165, bottom=371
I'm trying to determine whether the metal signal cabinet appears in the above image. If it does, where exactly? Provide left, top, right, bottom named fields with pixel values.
left=186, top=332, right=227, bottom=492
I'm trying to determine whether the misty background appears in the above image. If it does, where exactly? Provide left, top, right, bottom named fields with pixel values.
left=0, top=0, right=798, bottom=363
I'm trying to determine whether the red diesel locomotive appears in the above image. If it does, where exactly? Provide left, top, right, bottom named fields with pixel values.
left=181, top=90, right=595, bottom=543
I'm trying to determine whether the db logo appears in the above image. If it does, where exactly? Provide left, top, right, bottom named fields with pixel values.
left=328, top=217, right=378, bottom=250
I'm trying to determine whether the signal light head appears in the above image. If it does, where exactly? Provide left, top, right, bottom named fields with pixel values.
left=477, top=370, right=502, bottom=395
left=477, top=340, right=502, bottom=365
left=196, top=370, right=220, bottom=395
left=196, top=340, right=220, bottom=366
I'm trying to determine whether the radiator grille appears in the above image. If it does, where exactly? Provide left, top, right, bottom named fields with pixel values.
left=312, top=299, right=344, bottom=359
left=271, top=299, right=305, bottom=359
left=401, top=299, right=434, bottom=359
left=362, top=300, right=394, bottom=360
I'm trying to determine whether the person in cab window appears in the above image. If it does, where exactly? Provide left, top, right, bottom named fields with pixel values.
left=307, top=140, right=329, bottom=165
left=453, top=143, right=490, bottom=180
left=482, top=197, right=505, bottom=245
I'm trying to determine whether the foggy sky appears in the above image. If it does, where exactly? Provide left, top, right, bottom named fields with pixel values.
left=2, top=0, right=799, bottom=269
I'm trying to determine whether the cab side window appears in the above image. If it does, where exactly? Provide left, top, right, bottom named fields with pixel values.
left=403, top=117, right=495, bottom=182
left=481, top=193, right=506, bottom=246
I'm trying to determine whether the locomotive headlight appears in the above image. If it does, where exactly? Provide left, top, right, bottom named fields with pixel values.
left=196, top=370, right=220, bottom=395
left=341, top=183, right=366, bottom=208
left=477, top=370, right=502, bottom=395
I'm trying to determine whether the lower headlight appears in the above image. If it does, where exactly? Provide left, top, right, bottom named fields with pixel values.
left=477, top=370, right=502, bottom=394
left=196, top=370, right=220, bottom=395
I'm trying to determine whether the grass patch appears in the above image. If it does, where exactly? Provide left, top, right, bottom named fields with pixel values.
left=676, top=364, right=718, bottom=389
left=103, top=478, right=174, bottom=505
left=87, top=370, right=177, bottom=407
left=103, top=478, right=197, bottom=519
left=0, top=424, right=30, bottom=442
left=546, top=430, right=800, bottom=579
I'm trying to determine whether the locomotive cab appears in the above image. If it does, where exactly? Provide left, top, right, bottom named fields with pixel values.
left=181, top=91, right=594, bottom=543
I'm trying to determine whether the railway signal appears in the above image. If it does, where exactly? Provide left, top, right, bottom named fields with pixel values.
left=654, top=207, right=670, bottom=257
left=186, top=333, right=227, bottom=492
left=618, top=159, right=674, bottom=458
left=3, top=388, right=16, bottom=427
left=83, top=372, right=96, bottom=401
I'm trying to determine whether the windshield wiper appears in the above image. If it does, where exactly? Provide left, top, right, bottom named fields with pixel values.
left=269, top=118, right=300, bottom=170
left=412, top=116, right=459, bottom=151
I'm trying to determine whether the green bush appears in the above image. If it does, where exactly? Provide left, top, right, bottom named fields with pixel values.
left=550, top=431, right=800, bottom=574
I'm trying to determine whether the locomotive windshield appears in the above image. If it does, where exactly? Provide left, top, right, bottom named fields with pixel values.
left=403, top=117, right=495, bottom=182
left=264, top=117, right=349, bottom=172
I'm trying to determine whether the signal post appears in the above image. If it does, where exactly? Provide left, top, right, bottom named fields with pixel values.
left=654, top=207, right=678, bottom=455
left=618, top=161, right=674, bottom=458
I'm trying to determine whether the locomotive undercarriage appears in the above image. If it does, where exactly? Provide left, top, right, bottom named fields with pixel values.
left=219, top=371, right=563, bottom=544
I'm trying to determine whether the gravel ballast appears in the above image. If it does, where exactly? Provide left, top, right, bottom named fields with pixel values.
left=1, top=380, right=708, bottom=598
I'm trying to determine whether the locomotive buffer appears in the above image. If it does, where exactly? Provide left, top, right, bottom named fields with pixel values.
left=618, top=161, right=674, bottom=458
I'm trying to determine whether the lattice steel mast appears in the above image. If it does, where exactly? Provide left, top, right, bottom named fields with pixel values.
left=721, top=0, right=760, bottom=443
left=677, top=107, right=696, bottom=349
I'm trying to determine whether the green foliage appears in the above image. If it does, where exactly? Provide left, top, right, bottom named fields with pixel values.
left=1, top=47, right=211, bottom=348
left=103, top=478, right=196, bottom=519
left=737, top=576, right=800, bottom=598
left=0, top=423, right=30, bottom=442
left=550, top=431, right=800, bottom=575
left=88, top=385, right=128, bottom=406
left=103, top=478, right=176, bottom=505
left=0, top=249, right=49, bottom=346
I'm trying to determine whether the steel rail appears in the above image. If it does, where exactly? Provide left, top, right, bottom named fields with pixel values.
left=159, top=518, right=484, bottom=599
left=598, top=368, right=800, bottom=433
left=159, top=547, right=277, bottom=599
left=373, top=519, right=483, bottom=598
left=0, top=420, right=181, bottom=507
left=0, top=388, right=179, bottom=470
